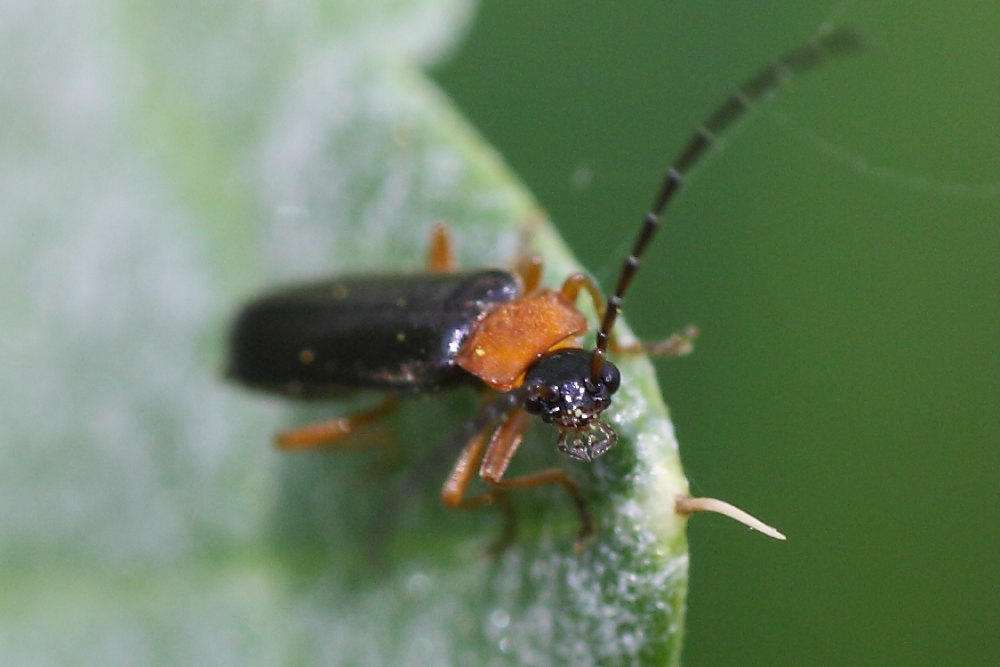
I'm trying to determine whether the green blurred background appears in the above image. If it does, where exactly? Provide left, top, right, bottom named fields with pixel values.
left=435, top=1, right=998, bottom=665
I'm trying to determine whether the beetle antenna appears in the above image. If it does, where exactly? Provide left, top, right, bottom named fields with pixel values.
left=591, top=27, right=864, bottom=379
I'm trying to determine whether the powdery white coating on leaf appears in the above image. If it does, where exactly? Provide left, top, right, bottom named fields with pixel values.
left=0, top=0, right=277, bottom=566
left=477, top=533, right=688, bottom=665
left=259, top=54, right=523, bottom=278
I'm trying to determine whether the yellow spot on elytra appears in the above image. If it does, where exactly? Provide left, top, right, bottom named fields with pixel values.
left=475, top=347, right=486, bottom=357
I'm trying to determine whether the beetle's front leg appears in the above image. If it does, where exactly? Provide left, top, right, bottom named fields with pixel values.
left=441, top=406, right=592, bottom=550
left=560, top=273, right=699, bottom=358
left=440, top=416, right=517, bottom=553
left=479, top=409, right=593, bottom=549
left=441, top=424, right=493, bottom=509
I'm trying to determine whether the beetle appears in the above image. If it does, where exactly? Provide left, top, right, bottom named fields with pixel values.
left=227, top=28, right=861, bottom=543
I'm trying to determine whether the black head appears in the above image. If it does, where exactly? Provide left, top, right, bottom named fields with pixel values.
left=522, top=347, right=621, bottom=462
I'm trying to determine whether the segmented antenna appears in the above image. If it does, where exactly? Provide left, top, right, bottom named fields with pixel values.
left=591, top=27, right=864, bottom=380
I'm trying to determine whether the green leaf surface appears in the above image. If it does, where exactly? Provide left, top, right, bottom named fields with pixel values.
left=1, top=0, right=689, bottom=664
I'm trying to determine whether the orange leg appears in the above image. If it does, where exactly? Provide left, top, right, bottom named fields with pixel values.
left=480, top=408, right=532, bottom=481
left=440, top=417, right=518, bottom=553
left=515, top=255, right=544, bottom=293
left=276, top=397, right=398, bottom=450
left=442, top=407, right=593, bottom=547
left=441, top=426, right=493, bottom=508
left=560, top=272, right=606, bottom=318
left=615, top=323, right=700, bottom=357
left=560, top=273, right=699, bottom=358
left=489, top=468, right=592, bottom=549
left=426, top=222, right=456, bottom=273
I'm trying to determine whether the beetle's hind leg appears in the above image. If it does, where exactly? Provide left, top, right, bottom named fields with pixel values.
left=560, top=273, right=700, bottom=358
left=276, top=396, right=398, bottom=451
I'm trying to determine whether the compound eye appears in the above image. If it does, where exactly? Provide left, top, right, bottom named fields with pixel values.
left=524, top=383, right=558, bottom=415
left=601, top=362, right=621, bottom=394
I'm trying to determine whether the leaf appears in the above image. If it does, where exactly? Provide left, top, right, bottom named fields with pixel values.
left=0, top=0, right=688, bottom=664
